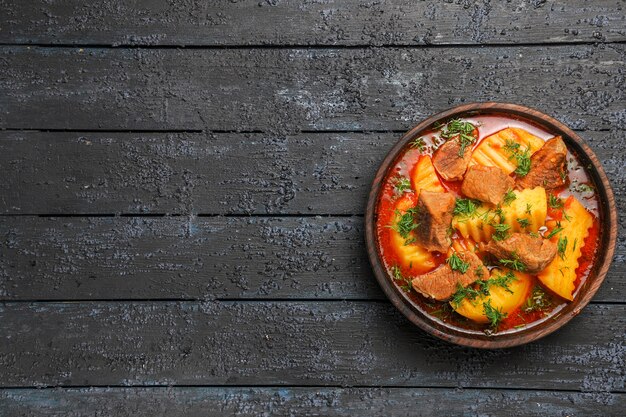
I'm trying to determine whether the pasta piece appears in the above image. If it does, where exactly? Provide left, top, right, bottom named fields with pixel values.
left=452, top=187, right=547, bottom=242
left=410, top=155, right=445, bottom=196
left=470, top=127, right=545, bottom=175
left=452, top=268, right=533, bottom=323
left=389, top=195, right=436, bottom=274
left=537, top=196, right=593, bottom=300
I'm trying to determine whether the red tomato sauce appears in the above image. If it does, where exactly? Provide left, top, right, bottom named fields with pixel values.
left=375, top=114, right=601, bottom=334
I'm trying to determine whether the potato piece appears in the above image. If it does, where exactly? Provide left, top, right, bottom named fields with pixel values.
left=537, top=196, right=593, bottom=300
left=470, top=127, right=545, bottom=175
left=410, top=155, right=445, bottom=196
left=500, top=187, right=547, bottom=234
left=452, top=268, right=533, bottom=323
left=389, top=194, right=436, bottom=274
left=452, top=187, right=547, bottom=242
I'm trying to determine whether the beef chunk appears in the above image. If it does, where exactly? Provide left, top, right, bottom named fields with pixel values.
left=516, top=136, right=568, bottom=190
left=461, top=165, right=514, bottom=205
left=485, top=233, right=557, bottom=274
left=414, top=190, right=455, bottom=253
left=412, top=251, right=488, bottom=301
left=433, top=137, right=472, bottom=181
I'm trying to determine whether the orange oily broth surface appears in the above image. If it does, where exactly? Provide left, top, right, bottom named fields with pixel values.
left=375, top=114, right=600, bottom=332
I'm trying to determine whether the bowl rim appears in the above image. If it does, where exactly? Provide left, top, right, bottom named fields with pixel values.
left=364, top=102, right=618, bottom=349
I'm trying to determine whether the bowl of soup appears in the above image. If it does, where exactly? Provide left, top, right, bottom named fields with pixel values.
left=365, top=102, right=617, bottom=348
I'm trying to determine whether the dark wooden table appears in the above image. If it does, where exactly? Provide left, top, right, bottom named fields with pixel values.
left=1, top=1, right=625, bottom=416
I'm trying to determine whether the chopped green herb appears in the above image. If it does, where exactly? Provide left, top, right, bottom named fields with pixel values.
left=489, top=271, right=517, bottom=293
left=548, top=194, right=564, bottom=209
left=493, top=207, right=504, bottom=222
left=572, top=238, right=578, bottom=253
left=394, top=176, right=411, bottom=194
left=391, top=265, right=412, bottom=292
left=440, top=119, right=476, bottom=139
left=523, top=285, right=553, bottom=313
left=525, top=203, right=533, bottom=215
left=492, top=223, right=511, bottom=241
left=450, top=271, right=517, bottom=310
left=503, top=139, right=521, bottom=154
left=573, top=183, right=594, bottom=193
left=453, top=198, right=481, bottom=217
left=389, top=208, right=419, bottom=244
left=409, top=137, right=426, bottom=151
left=503, top=140, right=532, bottom=177
left=483, top=299, right=507, bottom=328
left=447, top=252, right=470, bottom=274
left=475, top=266, right=485, bottom=279
left=450, top=283, right=481, bottom=308
left=499, top=256, right=526, bottom=272
left=557, top=236, right=568, bottom=260
left=457, top=133, right=476, bottom=157
left=502, top=189, right=516, bottom=206
left=516, top=218, right=531, bottom=228
left=514, top=148, right=532, bottom=177
left=439, top=119, right=477, bottom=157
left=430, top=303, right=453, bottom=321
left=546, top=225, right=563, bottom=239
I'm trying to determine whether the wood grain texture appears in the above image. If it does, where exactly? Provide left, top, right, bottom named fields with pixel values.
left=2, top=0, right=625, bottom=46
left=1, top=387, right=624, bottom=417
left=0, top=302, right=624, bottom=390
left=1, top=216, right=623, bottom=302
left=1, top=130, right=623, bottom=216
left=1, top=45, right=625, bottom=131
left=0, top=216, right=375, bottom=301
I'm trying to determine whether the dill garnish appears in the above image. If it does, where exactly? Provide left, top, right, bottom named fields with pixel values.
left=409, top=137, right=426, bottom=151
left=439, top=119, right=477, bottom=157
left=525, top=203, right=533, bottom=215
left=502, top=189, right=516, bottom=206
left=557, top=236, right=568, bottom=260
left=514, top=148, right=532, bottom=177
left=546, top=224, right=563, bottom=239
left=492, top=223, right=511, bottom=241
left=453, top=198, right=481, bottom=217
left=548, top=194, right=564, bottom=209
left=394, top=176, right=411, bottom=194
left=499, top=255, right=526, bottom=272
left=523, top=285, right=553, bottom=312
left=503, top=139, right=532, bottom=177
left=391, top=265, right=412, bottom=292
left=389, top=207, right=419, bottom=245
left=516, top=218, right=531, bottom=228
left=447, top=252, right=470, bottom=274
left=483, top=299, right=507, bottom=328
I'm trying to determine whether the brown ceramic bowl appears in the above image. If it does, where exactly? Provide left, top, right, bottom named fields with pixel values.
left=365, top=102, right=617, bottom=349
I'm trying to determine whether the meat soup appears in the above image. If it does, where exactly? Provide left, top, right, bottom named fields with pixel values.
left=375, top=115, right=600, bottom=333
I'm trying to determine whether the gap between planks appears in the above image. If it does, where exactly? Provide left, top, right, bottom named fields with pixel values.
left=1, top=40, right=626, bottom=49
left=0, top=384, right=623, bottom=394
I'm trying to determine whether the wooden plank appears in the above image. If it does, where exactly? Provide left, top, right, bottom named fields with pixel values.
left=1, top=45, right=624, bottom=131
left=1, top=387, right=624, bottom=417
left=0, top=130, right=623, bottom=216
left=0, top=130, right=388, bottom=215
left=2, top=0, right=625, bottom=46
left=0, top=216, right=379, bottom=301
left=1, top=216, right=623, bottom=302
left=0, top=301, right=623, bottom=389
